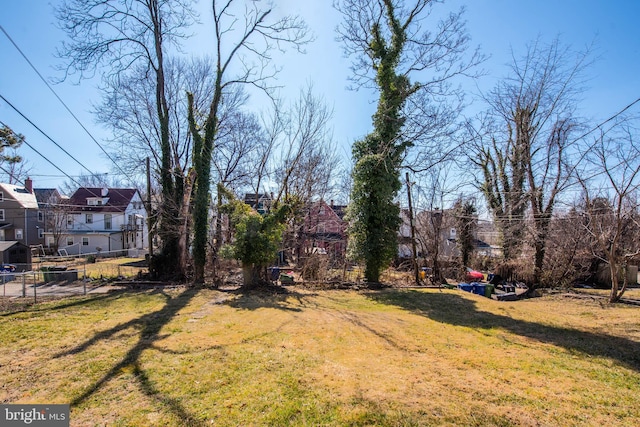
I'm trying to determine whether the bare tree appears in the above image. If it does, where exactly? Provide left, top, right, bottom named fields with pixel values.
left=577, top=116, right=640, bottom=302
left=269, top=86, right=341, bottom=265
left=95, top=58, right=222, bottom=275
left=472, top=37, right=591, bottom=286
left=56, top=0, right=197, bottom=278
left=411, top=164, right=456, bottom=284
left=187, top=0, right=310, bottom=283
left=47, top=202, right=74, bottom=255
left=274, top=86, right=338, bottom=203
left=59, top=173, right=123, bottom=198
left=541, top=208, right=590, bottom=288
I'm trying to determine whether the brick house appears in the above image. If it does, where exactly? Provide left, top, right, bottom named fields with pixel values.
left=301, top=199, right=347, bottom=260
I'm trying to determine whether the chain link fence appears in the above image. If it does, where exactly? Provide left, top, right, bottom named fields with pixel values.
left=1, top=256, right=148, bottom=303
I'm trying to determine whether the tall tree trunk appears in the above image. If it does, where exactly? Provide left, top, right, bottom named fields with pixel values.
left=151, top=0, right=183, bottom=278
left=190, top=79, right=221, bottom=283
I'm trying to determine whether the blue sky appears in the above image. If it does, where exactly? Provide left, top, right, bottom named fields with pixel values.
left=1, top=0, right=639, bottom=193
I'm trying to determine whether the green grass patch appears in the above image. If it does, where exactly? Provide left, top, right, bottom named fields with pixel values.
left=1, top=287, right=639, bottom=426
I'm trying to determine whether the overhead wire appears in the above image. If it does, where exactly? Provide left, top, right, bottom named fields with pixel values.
left=0, top=116, right=126, bottom=203
left=0, top=24, right=148, bottom=207
left=0, top=94, right=94, bottom=176
left=0, top=24, right=134, bottom=183
left=0, top=117, right=85, bottom=189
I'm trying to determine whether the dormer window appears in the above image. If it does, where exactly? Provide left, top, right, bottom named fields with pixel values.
left=87, top=197, right=109, bottom=206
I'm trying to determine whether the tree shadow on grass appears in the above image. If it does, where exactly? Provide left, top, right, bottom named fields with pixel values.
left=53, top=287, right=207, bottom=426
left=121, top=259, right=148, bottom=268
left=223, top=287, right=318, bottom=312
left=366, top=289, right=640, bottom=372
left=0, top=290, right=129, bottom=317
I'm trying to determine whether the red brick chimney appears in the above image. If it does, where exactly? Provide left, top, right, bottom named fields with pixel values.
left=25, top=177, right=33, bottom=193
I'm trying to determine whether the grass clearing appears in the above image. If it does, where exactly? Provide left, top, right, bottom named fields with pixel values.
left=33, top=256, right=148, bottom=280
left=68, top=257, right=148, bottom=280
left=1, top=287, right=639, bottom=426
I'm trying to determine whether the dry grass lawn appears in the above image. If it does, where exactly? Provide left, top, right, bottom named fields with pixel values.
left=69, top=257, right=148, bottom=280
left=1, top=286, right=639, bottom=426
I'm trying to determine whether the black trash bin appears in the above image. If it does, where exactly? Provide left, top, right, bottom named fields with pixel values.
left=267, top=267, right=281, bottom=281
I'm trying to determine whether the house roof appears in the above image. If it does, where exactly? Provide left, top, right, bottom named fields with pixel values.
left=0, top=241, right=21, bottom=252
left=330, top=204, right=347, bottom=219
left=0, top=183, right=38, bottom=209
left=34, top=188, right=60, bottom=205
left=68, top=188, right=139, bottom=213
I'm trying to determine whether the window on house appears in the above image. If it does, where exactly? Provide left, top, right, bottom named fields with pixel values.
left=82, top=237, right=89, bottom=246
left=38, top=211, right=44, bottom=222
left=66, top=237, right=74, bottom=246
left=0, top=191, right=3, bottom=201
left=47, top=237, right=54, bottom=247
left=0, top=230, right=5, bottom=241
left=0, top=209, right=4, bottom=221
left=86, top=214, right=93, bottom=224
left=319, top=206, right=325, bottom=215
left=104, top=214, right=112, bottom=230
left=15, top=229, right=23, bottom=240
left=38, top=228, right=44, bottom=239
left=67, top=215, right=73, bottom=228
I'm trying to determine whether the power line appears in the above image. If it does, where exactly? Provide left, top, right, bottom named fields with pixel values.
left=0, top=94, right=94, bottom=176
left=570, top=97, right=640, bottom=145
left=0, top=163, right=25, bottom=187
left=0, top=98, right=136, bottom=203
left=0, top=24, right=149, bottom=208
left=0, top=117, right=85, bottom=189
left=0, top=24, right=133, bottom=182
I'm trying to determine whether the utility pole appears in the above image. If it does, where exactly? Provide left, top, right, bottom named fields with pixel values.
left=406, top=172, right=420, bottom=286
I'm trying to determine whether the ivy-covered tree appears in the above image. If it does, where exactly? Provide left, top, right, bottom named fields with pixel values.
left=219, top=186, right=292, bottom=287
left=336, top=0, right=480, bottom=282
left=55, top=0, right=197, bottom=279
left=186, top=0, right=309, bottom=284
left=472, top=38, right=590, bottom=286
left=452, top=197, right=477, bottom=276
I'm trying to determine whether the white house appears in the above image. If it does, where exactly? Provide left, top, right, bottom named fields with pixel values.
left=48, top=187, right=148, bottom=256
